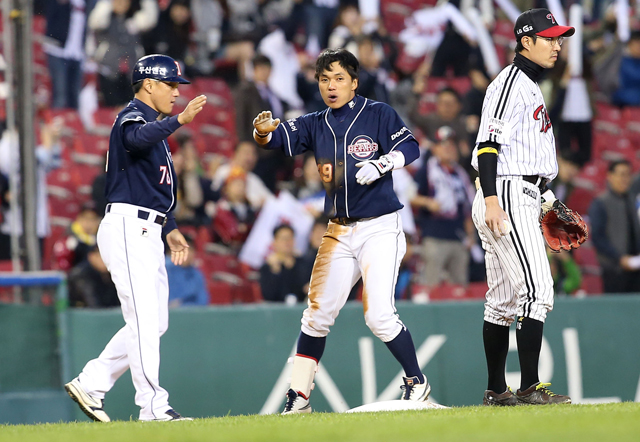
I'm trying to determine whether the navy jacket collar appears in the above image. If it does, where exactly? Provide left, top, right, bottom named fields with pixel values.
left=132, top=98, right=160, bottom=121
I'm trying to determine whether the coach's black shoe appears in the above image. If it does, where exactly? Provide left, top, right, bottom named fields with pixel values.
left=516, top=382, right=571, bottom=405
left=152, top=409, right=194, bottom=421
left=483, top=388, right=518, bottom=406
left=65, top=377, right=111, bottom=422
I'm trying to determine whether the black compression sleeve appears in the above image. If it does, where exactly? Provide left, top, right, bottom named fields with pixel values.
left=477, top=142, right=500, bottom=197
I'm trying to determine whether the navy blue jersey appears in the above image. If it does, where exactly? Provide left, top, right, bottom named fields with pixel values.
left=104, top=98, right=182, bottom=232
left=267, top=96, right=419, bottom=218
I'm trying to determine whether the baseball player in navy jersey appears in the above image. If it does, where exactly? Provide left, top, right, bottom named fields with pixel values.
left=64, top=54, right=206, bottom=422
left=472, top=9, right=581, bottom=406
left=253, top=48, right=431, bottom=414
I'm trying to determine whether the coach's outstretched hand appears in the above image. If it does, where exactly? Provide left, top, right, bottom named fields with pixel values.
left=178, top=95, right=207, bottom=125
left=167, top=229, right=190, bottom=266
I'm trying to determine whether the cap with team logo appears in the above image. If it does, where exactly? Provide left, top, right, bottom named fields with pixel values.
left=514, top=8, right=575, bottom=42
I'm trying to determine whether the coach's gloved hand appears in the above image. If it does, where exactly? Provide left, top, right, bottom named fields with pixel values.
left=355, top=155, right=395, bottom=185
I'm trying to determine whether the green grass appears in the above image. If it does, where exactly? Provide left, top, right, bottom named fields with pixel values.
left=2, top=403, right=639, bottom=442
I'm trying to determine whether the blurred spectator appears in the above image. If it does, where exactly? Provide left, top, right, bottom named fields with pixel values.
left=55, top=203, right=101, bottom=270
left=234, top=53, right=291, bottom=192
left=301, top=0, right=340, bottom=55
left=299, top=215, right=329, bottom=292
left=327, top=3, right=362, bottom=56
left=212, top=166, right=256, bottom=252
left=548, top=154, right=581, bottom=203
left=356, top=36, right=390, bottom=103
left=91, top=161, right=108, bottom=217
left=408, top=85, right=472, bottom=172
left=410, top=126, right=475, bottom=291
left=0, top=120, right=63, bottom=260
left=395, top=236, right=415, bottom=300
left=297, top=52, right=326, bottom=113
left=548, top=248, right=582, bottom=296
left=190, top=0, right=224, bottom=75
left=546, top=47, right=595, bottom=167
left=0, top=173, right=7, bottom=227
left=88, top=0, right=158, bottom=107
left=44, top=0, right=87, bottom=109
left=171, top=133, right=205, bottom=225
left=68, top=246, right=120, bottom=307
left=612, top=31, right=640, bottom=107
left=589, top=160, right=640, bottom=294
left=211, top=141, right=273, bottom=211
left=293, top=152, right=325, bottom=218
left=165, top=236, right=209, bottom=307
left=462, top=66, right=490, bottom=148
left=260, top=223, right=308, bottom=304
left=430, top=10, right=482, bottom=77
left=143, top=0, right=191, bottom=69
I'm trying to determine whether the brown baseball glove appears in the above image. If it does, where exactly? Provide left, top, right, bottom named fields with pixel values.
left=540, top=200, right=588, bottom=252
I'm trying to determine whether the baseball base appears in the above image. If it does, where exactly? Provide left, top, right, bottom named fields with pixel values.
left=345, top=400, right=450, bottom=413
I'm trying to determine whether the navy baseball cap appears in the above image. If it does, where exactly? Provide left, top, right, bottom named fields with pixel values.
left=514, top=9, right=575, bottom=42
left=132, top=54, right=190, bottom=85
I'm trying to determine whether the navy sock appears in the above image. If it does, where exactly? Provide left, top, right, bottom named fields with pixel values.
left=384, top=328, right=422, bottom=380
left=516, top=316, right=544, bottom=391
left=296, top=331, right=326, bottom=362
left=483, top=320, right=510, bottom=393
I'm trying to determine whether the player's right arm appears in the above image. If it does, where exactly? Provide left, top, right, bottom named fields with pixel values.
left=252, top=110, right=312, bottom=157
left=123, top=96, right=206, bottom=151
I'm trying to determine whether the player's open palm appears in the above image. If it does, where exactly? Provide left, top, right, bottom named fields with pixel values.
left=178, top=95, right=207, bottom=125
left=166, top=229, right=190, bottom=266
left=253, top=111, right=280, bottom=134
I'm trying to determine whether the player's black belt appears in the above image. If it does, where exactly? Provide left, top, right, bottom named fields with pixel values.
left=331, top=216, right=374, bottom=226
left=522, top=175, right=546, bottom=190
left=106, top=203, right=167, bottom=227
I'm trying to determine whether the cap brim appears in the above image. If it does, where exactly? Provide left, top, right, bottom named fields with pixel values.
left=166, top=76, right=191, bottom=84
left=537, top=25, right=575, bottom=38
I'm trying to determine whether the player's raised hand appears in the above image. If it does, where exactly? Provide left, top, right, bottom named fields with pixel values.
left=178, top=95, right=207, bottom=125
left=253, top=111, right=280, bottom=135
left=166, top=229, right=190, bottom=266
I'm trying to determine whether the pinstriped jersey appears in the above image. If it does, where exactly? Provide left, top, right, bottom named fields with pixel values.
left=471, top=63, right=558, bottom=181
left=266, top=95, right=419, bottom=218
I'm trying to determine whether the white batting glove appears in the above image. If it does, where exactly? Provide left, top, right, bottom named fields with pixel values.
left=355, top=155, right=394, bottom=185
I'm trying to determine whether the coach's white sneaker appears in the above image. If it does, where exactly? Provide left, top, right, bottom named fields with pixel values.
left=282, top=389, right=312, bottom=414
left=151, top=409, right=194, bottom=421
left=401, top=374, right=431, bottom=401
left=65, top=377, right=111, bottom=422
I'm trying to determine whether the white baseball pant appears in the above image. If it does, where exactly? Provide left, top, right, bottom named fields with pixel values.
left=302, top=211, right=406, bottom=342
left=471, top=177, right=554, bottom=326
left=77, top=203, right=171, bottom=421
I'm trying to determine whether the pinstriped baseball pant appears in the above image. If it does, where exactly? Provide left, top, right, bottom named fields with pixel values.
left=472, top=177, right=554, bottom=326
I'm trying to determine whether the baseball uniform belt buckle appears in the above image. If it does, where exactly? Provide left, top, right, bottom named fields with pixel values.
left=332, top=217, right=361, bottom=226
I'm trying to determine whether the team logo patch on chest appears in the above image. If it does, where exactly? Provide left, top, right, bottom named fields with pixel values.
left=348, top=135, right=378, bottom=160
left=533, top=105, right=552, bottom=133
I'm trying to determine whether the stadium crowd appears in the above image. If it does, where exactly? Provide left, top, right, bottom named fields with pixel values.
left=1, top=0, right=640, bottom=306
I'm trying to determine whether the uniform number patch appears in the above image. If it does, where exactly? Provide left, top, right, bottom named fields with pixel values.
left=317, top=163, right=333, bottom=183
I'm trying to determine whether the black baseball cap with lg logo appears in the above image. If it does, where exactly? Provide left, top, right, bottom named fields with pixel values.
left=514, top=8, right=575, bottom=41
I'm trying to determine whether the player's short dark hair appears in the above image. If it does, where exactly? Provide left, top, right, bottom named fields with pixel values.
left=132, top=81, right=144, bottom=94
left=608, top=159, right=631, bottom=173
left=252, top=54, right=272, bottom=68
left=515, top=35, right=538, bottom=53
left=315, top=48, right=359, bottom=81
left=273, top=223, right=294, bottom=237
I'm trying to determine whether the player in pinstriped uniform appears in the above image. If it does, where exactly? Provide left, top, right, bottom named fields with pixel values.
left=471, top=9, right=576, bottom=406
left=253, top=48, right=432, bottom=414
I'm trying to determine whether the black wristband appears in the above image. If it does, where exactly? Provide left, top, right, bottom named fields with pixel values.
left=478, top=143, right=499, bottom=197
